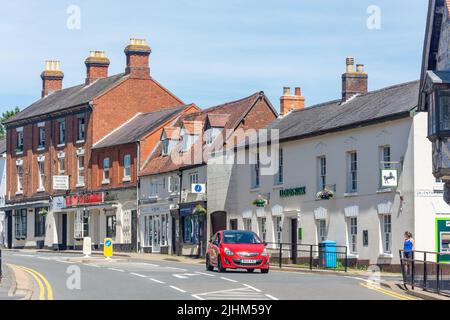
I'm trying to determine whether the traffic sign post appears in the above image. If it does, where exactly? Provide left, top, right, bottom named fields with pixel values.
left=104, top=238, right=113, bottom=259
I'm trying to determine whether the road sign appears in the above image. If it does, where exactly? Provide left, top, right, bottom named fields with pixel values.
left=104, top=238, right=113, bottom=258
left=83, top=237, right=92, bottom=257
left=192, top=184, right=206, bottom=194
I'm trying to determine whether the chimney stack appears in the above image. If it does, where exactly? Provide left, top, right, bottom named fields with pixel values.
left=280, top=86, right=305, bottom=116
left=85, top=51, right=110, bottom=85
left=341, top=56, right=368, bottom=103
left=41, top=60, right=64, bottom=98
left=124, top=38, right=152, bottom=79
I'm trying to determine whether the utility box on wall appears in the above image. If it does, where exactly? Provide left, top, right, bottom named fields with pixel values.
left=436, top=218, right=450, bottom=262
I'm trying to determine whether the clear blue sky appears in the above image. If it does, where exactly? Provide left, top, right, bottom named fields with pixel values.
left=0, top=0, right=428, bottom=114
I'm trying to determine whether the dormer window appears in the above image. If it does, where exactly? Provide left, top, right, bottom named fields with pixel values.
left=206, top=128, right=223, bottom=145
left=161, top=127, right=180, bottom=156
left=162, top=139, right=169, bottom=156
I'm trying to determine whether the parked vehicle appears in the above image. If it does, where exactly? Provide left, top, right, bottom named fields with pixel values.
left=206, top=230, right=270, bottom=273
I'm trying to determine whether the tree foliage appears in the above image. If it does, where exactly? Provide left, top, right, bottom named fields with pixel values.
left=0, top=107, right=20, bottom=139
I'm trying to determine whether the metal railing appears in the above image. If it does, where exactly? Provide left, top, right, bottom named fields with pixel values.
left=266, top=242, right=348, bottom=272
left=399, top=249, right=450, bottom=296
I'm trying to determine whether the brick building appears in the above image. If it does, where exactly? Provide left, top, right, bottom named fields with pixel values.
left=2, top=38, right=185, bottom=250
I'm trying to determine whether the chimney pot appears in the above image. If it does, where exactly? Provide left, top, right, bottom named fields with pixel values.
left=342, top=57, right=368, bottom=103
left=85, top=50, right=110, bottom=85
left=280, top=86, right=305, bottom=116
left=41, top=60, right=64, bottom=98
left=125, top=37, right=152, bottom=79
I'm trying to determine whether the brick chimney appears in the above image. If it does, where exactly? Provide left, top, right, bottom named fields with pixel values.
left=85, top=51, right=110, bottom=85
left=124, top=38, right=152, bottom=79
left=280, top=86, right=305, bottom=116
left=341, top=56, right=368, bottom=103
left=41, top=60, right=64, bottom=98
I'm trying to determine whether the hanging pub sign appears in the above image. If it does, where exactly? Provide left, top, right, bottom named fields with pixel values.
left=65, top=193, right=104, bottom=207
left=280, top=186, right=306, bottom=198
left=381, top=169, right=398, bottom=188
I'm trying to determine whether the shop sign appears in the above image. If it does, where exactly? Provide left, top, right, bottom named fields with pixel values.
left=381, top=169, right=398, bottom=188
left=66, top=193, right=104, bottom=207
left=280, top=187, right=306, bottom=198
left=141, top=204, right=171, bottom=215
left=53, top=176, right=69, bottom=190
left=104, top=189, right=137, bottom=202
left=53, top=196, right=66, bottom=211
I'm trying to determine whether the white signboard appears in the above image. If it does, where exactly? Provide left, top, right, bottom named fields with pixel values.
left=53, top=196, right=66, bottom=211
left=83, top=237, right=92, bottom=257
left=191, top=184, right=206, bottom=194
left=53, top=176, right=69, bottom=190
left=381, top=170, right=398, bottom=188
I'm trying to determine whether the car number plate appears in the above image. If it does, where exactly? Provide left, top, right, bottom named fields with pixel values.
left=242, top=259, right=257, bottom=264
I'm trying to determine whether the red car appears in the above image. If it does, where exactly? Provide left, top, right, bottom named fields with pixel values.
left=206, top=230, right=270, bottom=273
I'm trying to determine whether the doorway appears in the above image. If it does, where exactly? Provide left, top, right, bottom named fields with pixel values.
left=211, top=211, right=227, bottom=235
left=6, top=211, right=12, bottom=249
left=131, top=210, right=138, bottom=252
left=61, top=214, right=67, bottom=250
left=291, top=218, right=298, bottom=264
left=230, top=219, right=238, bottom=230
left=152, top=216, right=161, bottom=253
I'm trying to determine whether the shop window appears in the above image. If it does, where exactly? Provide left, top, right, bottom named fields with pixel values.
left=14, top=209, right=27, bottom=239
left=34, top=208, right=46, bottom=237
left=318, top=219, right=327, bottom=243
left=274, top=217, right=282, bottom=243
left=74, top=210, right=89, bottom=240
left=349, top=217, right=357, bottom=254
left=144, top=215, right=153, bottom=247
left=106, top=215, right=116, bottom=239
left=243, top=218, right=252, bottom=231
left=383, top=215, right=392, bottom=254
left=258, top=217, right=267, bottom=242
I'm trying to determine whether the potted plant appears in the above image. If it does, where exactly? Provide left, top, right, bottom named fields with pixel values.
left=316, top=189, right=334, bottom=200
left=39, top=208, right=49, bottom=218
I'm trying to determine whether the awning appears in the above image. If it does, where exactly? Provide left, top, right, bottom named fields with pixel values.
left=377, top=201, right=393, bottom=215
left=256, top=207, right=266, bottom=218
left=314, top=207, right=327, bottom=220
left=242, top=209, right=253, bottom=219
left=0, top=200, right=50, bottom=211
left=271, top=204, right=283, bottom=217
left=344, top=205, right=359, bottom=218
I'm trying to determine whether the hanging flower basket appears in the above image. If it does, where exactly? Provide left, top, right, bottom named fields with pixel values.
left=252, top=197, right=267, bottom=208
left=316, top=189, right=334, bottom=200
left=39, top=208, right=49, bottom=217
left=193, top=204, right=207, bottom=216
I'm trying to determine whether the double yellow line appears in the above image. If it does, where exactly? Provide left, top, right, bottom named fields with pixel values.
left=15, top=265, right=54, bottom=300
left=360, top=282, right=416, bottom=300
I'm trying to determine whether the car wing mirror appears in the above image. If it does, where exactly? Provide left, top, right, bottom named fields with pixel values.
left=264, top=241, right=268, bottom=247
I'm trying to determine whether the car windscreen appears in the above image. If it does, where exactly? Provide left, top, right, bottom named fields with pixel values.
left=222, top=231, right=262, bottom=244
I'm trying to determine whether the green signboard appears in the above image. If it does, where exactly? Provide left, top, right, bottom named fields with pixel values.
left=436, top=218, right=450, bottom=263
left=280, top=187, right=306, bottom=198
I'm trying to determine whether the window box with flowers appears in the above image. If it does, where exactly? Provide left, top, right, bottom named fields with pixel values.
left=316, top=189, right=335, bottom=200
left=193, top=204, right=207, bottom=216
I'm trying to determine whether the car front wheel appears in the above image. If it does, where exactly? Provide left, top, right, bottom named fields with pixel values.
left=261, top=268, right=269, bottom=274
left=217, top=256, right=226, bottom=273
left=206, top=255, right=214, bottom=272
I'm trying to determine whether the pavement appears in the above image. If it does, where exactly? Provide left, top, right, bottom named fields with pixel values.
left=0, top=249, right=424, bottom=300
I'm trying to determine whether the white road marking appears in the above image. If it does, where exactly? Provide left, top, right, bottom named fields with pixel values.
left=192, top=294, right=205, bottom=300
left=130, top=272, right=147, bottom=278
left=220, top=277, right=238, bottom=283
left=132, top=262, right=160, bottom=267
left=84, top=264, right=100, bottom=268
left=173, top=274, right=188, bottom=279
left=108, top=268, right=125, bottom=272
left=165, top=267, right=188, bottom=272
left=56, top=259, right=73, bottom=264
left=148, top=278, right=165, bottom=284
left=195, top=272, right=215, bottom=277
left=14, top=254, right=35, bottom=258
left=170, top=286, right=187, bottom=293
left=265, top=294, right=279, bottom=300
left=243, top=284, right=262, bottom=292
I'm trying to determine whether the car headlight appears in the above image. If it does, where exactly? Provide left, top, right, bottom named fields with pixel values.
left=224, top=247, right=234, bottom=256
left=261, top=249, right=269, bottom=257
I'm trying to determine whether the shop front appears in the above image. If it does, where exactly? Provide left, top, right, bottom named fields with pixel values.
left=178, top=201, right=207, bottom=257
left=140, top=202, right=173, bottom=254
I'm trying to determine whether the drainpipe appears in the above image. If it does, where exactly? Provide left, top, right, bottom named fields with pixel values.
left=136, top=141, right=141, bottom=253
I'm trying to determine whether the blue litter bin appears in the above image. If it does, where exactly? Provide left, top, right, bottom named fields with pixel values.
left=320, top=240, right=337, bottom=268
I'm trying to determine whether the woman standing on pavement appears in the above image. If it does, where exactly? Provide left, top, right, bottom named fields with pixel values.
left=403, top=231, right=415, bottom=275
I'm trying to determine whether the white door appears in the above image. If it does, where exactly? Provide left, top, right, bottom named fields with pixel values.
left=152, top=216, right=161, bottom=253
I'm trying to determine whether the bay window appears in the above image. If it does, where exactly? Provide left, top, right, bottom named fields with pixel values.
left=14, top=209, right=27, bottom=239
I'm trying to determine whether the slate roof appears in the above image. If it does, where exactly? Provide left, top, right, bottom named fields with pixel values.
left=5, top=73, right=127, bottom=124
left=92, top=105, right=190, bottom=149
left=140, top=91, right=277, bottom=176
left=269, top=80, right=420, bottom=141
